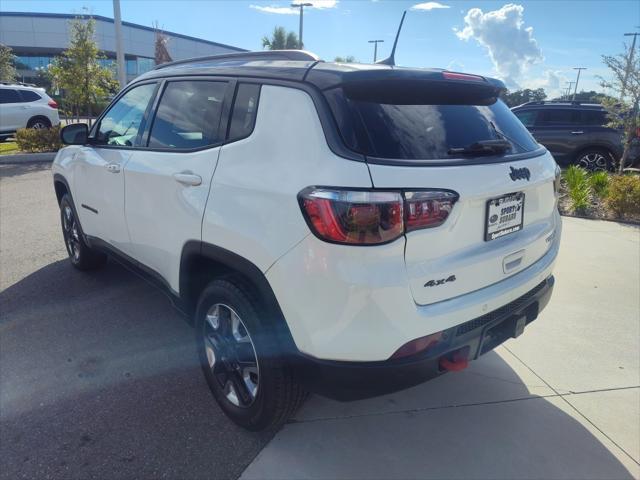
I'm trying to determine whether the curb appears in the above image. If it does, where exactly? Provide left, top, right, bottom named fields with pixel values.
left=560, top=212, right=640, bottom=226
left=0, top=152, right=57, bottom=165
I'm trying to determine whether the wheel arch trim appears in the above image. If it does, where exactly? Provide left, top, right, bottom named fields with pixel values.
left=180, top=240, right=299, bottom=354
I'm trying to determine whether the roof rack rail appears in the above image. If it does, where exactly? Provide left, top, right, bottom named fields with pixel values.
left=0, top=81, right=38, bottom=87
left=154, top=50, right=321, bottom=70
left=520, top=100, right=602, bottom=107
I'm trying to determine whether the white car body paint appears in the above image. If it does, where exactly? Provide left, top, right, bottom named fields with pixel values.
left=53, top=77, right=561, bottom=363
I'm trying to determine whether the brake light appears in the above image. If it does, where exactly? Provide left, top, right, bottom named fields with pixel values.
left=442, top=71, right=485, bottom=82
left=404, top=191, right=458, bottom=232
left=299, top=188, right=404, bottom=245
left=299, top=188, right=458, bottom=245
left=47, top=100, right=58, bottom=109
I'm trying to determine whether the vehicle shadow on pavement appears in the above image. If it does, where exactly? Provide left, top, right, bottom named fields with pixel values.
left=0, top=259, right=273, bottom=480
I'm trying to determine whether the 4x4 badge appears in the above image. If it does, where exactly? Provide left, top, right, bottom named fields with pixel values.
left=424, top=275, right=456, bottom=288
left=510, top=166, right=531, bottom=181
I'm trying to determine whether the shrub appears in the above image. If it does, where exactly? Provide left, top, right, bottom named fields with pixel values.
left=15, top=126, right=62, bottom=153
left=563, top=166, right=591, bottom=213
left=589, top=171, right=610, bottom=198
left=605, top=174, right=640, bottom=217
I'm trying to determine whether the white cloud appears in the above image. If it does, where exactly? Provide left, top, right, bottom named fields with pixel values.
left=525, top=69, right=569, bottom=98
left=250, top=5, right=297, bottom=14
left=309, top=0, right=339, bottom=8
left=454, top=4, right=542, bottom=87
left=250, top=1, right=338, bottom=14
left=411, top=2, right=450, bottom=11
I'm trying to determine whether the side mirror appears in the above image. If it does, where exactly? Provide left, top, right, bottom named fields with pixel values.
left=60, top=123, right=89, bottom=145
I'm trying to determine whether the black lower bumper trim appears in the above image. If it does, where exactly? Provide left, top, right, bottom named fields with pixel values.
left=291, top=275, right=555, bottom=401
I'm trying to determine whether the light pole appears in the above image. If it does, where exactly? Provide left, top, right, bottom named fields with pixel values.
left=572, top=67, right=586, bottom=101
left=113, top=0, right=126, bottom=89
left=291, top=3, right=312, bottom=49
left=621, top=30, right=639, bottom=99
left=565, top=81, right=574, bottom=100
left=368, top=39, right=384, bottom=62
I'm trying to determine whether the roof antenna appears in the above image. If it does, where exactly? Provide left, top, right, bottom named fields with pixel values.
left=376, top=10, right=406, bottom=66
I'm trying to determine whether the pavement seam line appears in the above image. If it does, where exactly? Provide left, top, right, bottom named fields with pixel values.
left=288, top=393, right=564, bottom=425
left=289, top=384, right=639, bottom=426
left=503, top=345, right=640, bottom=467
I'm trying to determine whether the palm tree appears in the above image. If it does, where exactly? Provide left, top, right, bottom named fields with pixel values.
left=262, top=27, right=300, bottom=50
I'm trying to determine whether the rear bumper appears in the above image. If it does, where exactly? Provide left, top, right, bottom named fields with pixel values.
left=291, top=275, right=554, bottom=401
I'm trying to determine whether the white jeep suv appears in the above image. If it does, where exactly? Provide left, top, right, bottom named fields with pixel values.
left=53, top=51, right=561, bottom=430
left=0, top=83, right=60, bottom=139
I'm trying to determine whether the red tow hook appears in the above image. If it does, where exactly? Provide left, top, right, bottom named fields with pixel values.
left=439, top=346, right=470, bottom=372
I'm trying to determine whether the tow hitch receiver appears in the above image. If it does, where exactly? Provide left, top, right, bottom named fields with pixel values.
left=439, top=346, right=470, bottom=372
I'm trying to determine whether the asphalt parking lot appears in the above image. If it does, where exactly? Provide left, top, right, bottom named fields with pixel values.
left=1, top=163, right=639, bottom=479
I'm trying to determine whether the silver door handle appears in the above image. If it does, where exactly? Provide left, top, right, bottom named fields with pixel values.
left=173, top=172, right=202, bottom=186
left=106, top=163, right=121, bottom=173
left=571, top=131, right=584, bottom=135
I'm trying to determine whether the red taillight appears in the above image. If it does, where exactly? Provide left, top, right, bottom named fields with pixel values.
left=390, top=331, right=444, bottom=359
left=299, top=188, right=458, bottom=245
left=47, top=100, right=58, bottom=109
left=442, top=71, right=485, bottom=82
left=299, top=188, right=404, bottom=245
left=404, top=191, right=458, bottom=232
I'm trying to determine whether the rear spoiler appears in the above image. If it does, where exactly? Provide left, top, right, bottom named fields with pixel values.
left=306, top=67, right=506, bottom=105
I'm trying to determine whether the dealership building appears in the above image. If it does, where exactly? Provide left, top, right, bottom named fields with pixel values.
left=0, top=12, right=246, bottom=84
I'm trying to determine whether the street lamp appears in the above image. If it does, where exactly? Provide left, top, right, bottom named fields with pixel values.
left=572, top=67, right=586, bottom=101
left=368, top=39, right=384, bottom=62
left=291, top=3, right=312, bottom=49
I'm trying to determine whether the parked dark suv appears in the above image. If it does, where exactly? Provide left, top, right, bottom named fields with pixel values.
left=512, top=101, right=623, bottom=171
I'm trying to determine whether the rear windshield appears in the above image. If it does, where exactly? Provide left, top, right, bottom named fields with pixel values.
left=325, top=85, right=539, bottom=161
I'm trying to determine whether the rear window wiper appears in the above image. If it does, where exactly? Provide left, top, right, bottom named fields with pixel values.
left=447, top=139, right=512, bottom=156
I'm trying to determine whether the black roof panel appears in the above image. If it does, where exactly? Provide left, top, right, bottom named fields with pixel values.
left=135, top=50, right=507, bottom=94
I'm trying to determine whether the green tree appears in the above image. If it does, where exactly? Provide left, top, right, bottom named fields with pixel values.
left=49, top=16, right=117, bottom=124
left=500, top=88, right=547, bottom=107
left=334, top=56, right=357, bottom=63
left=599, top=42, right=640, bottom=172
left=0, top=44, right=17, bottom=83
left=261, top=27, right=299, bottom=50
left=550, top=90, right=616, bottom=103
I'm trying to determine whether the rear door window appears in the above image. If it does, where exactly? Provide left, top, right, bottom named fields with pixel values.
left=19, top=90, right=42, bottom=102
left=581, top=110, right=608, bottom=126
left=325, top=85, right=538, bottom=160
left=0, top=89, right=21, bottom=104
left=538, top=109, right=579, bottom=126
left=148, top=80, right=228, bottom=150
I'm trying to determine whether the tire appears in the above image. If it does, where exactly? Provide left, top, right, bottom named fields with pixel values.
left=575, top=148, right=614, bottom=172
left=27, top=116, right=51, bottom=130
left=59, top=194, right=107, bottom=270
left=195, top=278, right=307, bottom=431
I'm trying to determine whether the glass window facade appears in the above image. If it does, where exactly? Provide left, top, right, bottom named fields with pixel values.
left=15, top=56, right=54, bottom=70
left=15, top=55, right=153, bottom=75
left=137, top=57, right=155, bottom=74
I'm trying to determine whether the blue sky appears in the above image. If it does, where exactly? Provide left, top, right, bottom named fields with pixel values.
left=3, top=0, right=639, bottom=96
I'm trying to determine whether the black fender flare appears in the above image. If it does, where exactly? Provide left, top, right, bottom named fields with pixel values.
left=180, top=240, right=299, bottom=357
